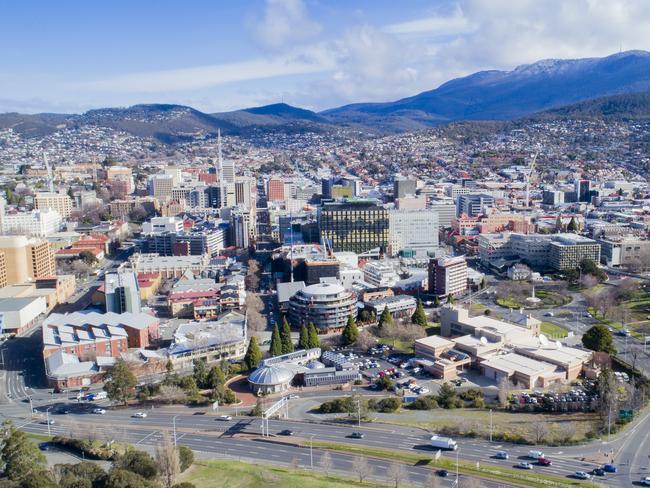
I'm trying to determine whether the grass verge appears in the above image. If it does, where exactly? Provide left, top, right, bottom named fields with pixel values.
left=541, top=322, right=569, bottom=338
left=178, top=459, right=379, bottom=488
left=308, top=441, right=589, bottom=488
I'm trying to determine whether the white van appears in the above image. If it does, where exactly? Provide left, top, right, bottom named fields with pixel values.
left=528, top=450, right=544, bottom=459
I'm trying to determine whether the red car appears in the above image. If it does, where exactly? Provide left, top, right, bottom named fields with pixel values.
left=537, top=457, right=552, bottom=466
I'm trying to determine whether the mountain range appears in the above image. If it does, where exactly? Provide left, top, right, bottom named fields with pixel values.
left=2, top=50, right=650, bottom=141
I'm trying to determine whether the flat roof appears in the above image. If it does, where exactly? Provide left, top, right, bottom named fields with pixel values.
left=480, top=352, right=557, bottom=377
left=516, top=345, right=591, bottom=365
left=415, top=335, right=455, bottom=348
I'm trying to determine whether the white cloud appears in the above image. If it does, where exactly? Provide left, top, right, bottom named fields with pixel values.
left=384, top=6, right=476, bottom=37
left=252, top=0, right=322, bottom=51
left=74, top=50, right=335, bottom=93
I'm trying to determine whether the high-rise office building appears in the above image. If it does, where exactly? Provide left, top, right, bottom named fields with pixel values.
left=318, top=200, right=388, bottom=254
left=267, top=177, right=285, bottom=202
left=34, top=192, right=73, bottom=218
left=105, top=271, right=142, bottom=314
left=394, top=177, right=417, bottom=199
left=576, top=180, right=591, bottom=203
left=388, top=209, right=439, bottom=257
left=456, top=193, right=495, bottom=217
left=0, top=236, right=56, bottom=285
left=428, top=256, right=468, bottom=297
left=147, top=174, right=175, bottom=200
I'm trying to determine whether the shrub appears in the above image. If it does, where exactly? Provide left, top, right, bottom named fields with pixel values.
left=52, top=437, right=116, bottom=460
left=408, top=395, right=438, bottom=410
left=177, top=445, right=194, bottom=472
left=373, top=397, right=401, bottom=413
left=114, top=449, right=158, bottom=479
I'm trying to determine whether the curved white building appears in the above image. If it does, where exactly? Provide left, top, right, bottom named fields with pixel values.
left=288, top=282, right=355, bottom=332
left=248, top=364, right=294, bottom=394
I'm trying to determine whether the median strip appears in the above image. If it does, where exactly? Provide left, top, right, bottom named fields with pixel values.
left=307, top=441, right=591, bottom=488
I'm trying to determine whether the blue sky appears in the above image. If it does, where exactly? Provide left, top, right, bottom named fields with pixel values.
left=2, top=0, right=650, bottom=113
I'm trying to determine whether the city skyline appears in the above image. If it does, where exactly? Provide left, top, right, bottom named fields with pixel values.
left=2, top=0, right=650, bottom=114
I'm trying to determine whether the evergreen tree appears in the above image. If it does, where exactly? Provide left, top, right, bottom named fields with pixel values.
left=567, top=216, right=579, bottom=232
left=433, top=295, right=440, bottom=307
left=307, top=322, right=321, bottom=349
left=269, top=324, right=282, bottom=357
left=342, top=315, right=359, bottom=345
left=280, top=317, right=294, bottom=354
left=582, top=325, right=617, bottom=354
left=298, top=324, right=309, bottom=350
left=447, top=294, right=455, bottom=304
left=244, top=336, right=262, bottom=370
left=411, top=300, right=428, bottom=327
left=0, top=422, right=46, bottom=481
left=192, top=359, right=209, bottom=389
left=206, top=366, right=225, bottom=389
left=378, top=306, right=393, bottom=331
left=104, top=360, right=137, bottom=405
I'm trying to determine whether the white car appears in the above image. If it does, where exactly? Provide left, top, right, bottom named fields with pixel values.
left=288, top=394, right=299, bottom=400
left=641, top=476, right=650, bottom=486
left=92, top=408, right=106, bottom=415
left=217, top=415, right=232, bottom=421
left=575, top=471, right=590, bottom=480
left=517, top=462, right=533, bottom=470
left=132, top=412, right=147, bottom=418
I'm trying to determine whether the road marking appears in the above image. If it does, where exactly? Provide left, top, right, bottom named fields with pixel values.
left=136, top=430, right=158, bottom=445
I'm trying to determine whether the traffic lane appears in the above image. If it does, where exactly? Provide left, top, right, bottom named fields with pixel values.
left=53, top=411, right=597, bottom=478
left=21, top=421, right=496, bottom=488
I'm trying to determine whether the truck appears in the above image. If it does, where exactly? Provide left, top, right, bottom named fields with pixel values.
left=430, top=435, right=458, bottom=451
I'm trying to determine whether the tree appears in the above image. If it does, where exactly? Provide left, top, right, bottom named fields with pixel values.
left=244, top=337, right=262, bottom=370
left=352, top=456, right=372, bottom=483
left=244, top=293, right=266, bottom=333
left=307, top=322, right=320, bottom=349
left=411, top=300, right=428, bottom=327
left=375, top=375, right=394, bottom=391
left=437, top=382, right=458, bottom=409
left=206, top=366, right=225, bottom=390
left=531, top=422, right=548, bottom=444
left=103, top=360, right=137, bottom=405
left=0, top=423, right=46, bottom=481
left=342, top=315, right=359, bottom=345
left=280, top=317, right=294, bottom=354
left=128, top=204, right=148, bottom=223
left=567, top=216, right=579, bottom=232
left=387, top=461, right=407, bottom=488
left=250, top=398, right=264, bottom=417
left=269, top=324, right=282, bottom=357
left=447, top=294, right=455, bottom=304
left=102, top=468, right=157, bottom=488
left=433, top=295, right=440, bottom=307
left=156, top=433, right=181, bottom=488
left=177, top=445, right=194, bottom=472
left=115, top=449, right=158, bottom=479
left=78, top=251, right=97, bottom=265
left=298, top=324, right=309, bottom=350
left=193, top=359, right=209, bottom=389
left=320, top=450, right=333, bottom=477
left=378, top=306, right=393, bottom=331
left=582, top=325, right=617, bottom=354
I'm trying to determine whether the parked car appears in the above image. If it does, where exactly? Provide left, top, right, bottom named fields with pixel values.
left=38, top=442, right=50, bottom=451
left=574, top=471, right=591, bottom=480
left=517, top=462, right=533, bottom=470
left=288, top=394, right=299, bottom=400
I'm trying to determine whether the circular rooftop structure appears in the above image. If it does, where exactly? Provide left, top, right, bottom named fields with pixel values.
left=305, top=360, right=325, bottom=370
left=248, top=364, right=293, bottom=387
left=302, top=282, right=345, bottom=297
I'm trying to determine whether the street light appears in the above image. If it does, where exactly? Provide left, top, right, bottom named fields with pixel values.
left=309, top=434, right=315, bottom=470
left=46, top=407, right=53, bottom=437
left=489, top=409, right=493, bottom=443
left=172, top=415, right=179, bottom=446
left=456, top=448, right=460, bottom=487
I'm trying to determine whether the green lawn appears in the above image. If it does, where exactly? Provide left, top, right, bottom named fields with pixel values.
left=541, top=322, right=569, bottom=338
left=178, top=460, right=374, bottom=488
left=378, top=337, right=414, bottom=354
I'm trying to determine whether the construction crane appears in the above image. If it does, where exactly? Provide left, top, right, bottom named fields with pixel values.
left=43, top=152, right=54, bottom=192
left=524, top=150, right=539, bottom=208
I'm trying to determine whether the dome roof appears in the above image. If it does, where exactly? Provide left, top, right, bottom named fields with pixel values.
left=302, top=282, right=345, bottom=297
left=305, top=360, right=325, bottom=370
left=248, top=364, right=294, bottom=386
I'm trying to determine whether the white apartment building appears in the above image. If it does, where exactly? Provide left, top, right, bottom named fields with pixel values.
left=362, top=260, right=400, bottom=288
left=2, top=209, right=62, bottom=237
left=388, top=209, right=439, bottom=257
left=142, top=216, right=184, bottom=235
